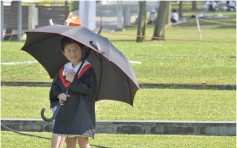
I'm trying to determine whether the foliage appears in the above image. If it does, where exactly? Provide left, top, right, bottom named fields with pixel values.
left=69, top=1, right=79, bottom=11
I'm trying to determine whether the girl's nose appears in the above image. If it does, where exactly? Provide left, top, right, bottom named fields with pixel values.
left=70, top=50, right=76, bottom=53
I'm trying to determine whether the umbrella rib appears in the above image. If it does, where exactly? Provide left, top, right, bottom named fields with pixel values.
left=95, top=54, right=103, bottom=101
left=92, top=52, right=102, bottom=62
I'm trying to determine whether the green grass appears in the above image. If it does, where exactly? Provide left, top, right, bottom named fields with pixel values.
left=1, top=132, right=236, bottom=148
left=1, top=3, right=236, bottom=147
left=1, top=37, right=236, bottom=84
left=1, top=9, right=236, bottom=84
left=1, top=87, right=235, bottom=121
left=114, top=40, right=235, bottom=84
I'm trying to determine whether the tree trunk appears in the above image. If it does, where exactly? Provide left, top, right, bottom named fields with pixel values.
left=191, top=1, right=197, bottom=10
left=152, top=1, right=170, bottom=40
left=166, top=2, right=171, bottom=26
left=179, top=1, right=183, bottom=18
left=136, top=1, right=146, bottom=42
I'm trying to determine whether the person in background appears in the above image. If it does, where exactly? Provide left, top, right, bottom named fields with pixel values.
left=148, top=9, right=156, bottom=24
left=209, top=1, right=217, bottom=11
left=227, top=1, right=236, bottom=11
left=171, top=9, right=179, bottom=24
left=218, top=1, right=228, bottom=11
left=202, top=1, right=210, bottom=11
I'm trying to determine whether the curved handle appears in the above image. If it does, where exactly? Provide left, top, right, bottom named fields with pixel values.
left=41, top=101, right=63, bottom=122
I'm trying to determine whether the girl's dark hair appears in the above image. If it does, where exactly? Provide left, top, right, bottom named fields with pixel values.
left=61, top=37, right=84, bottom=51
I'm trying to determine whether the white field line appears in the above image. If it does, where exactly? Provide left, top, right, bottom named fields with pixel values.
left=129, top=61, right=141, bottom=64
left=1, top=61, right=38, bottom=65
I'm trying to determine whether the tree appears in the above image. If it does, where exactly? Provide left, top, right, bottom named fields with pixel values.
left=178, top=1, right=183, bottom=18
left=136, top=1, right=146, bottom=42
left=152, top=1, right=170, bottom=40
left=191, top=1, right=197, bottom=10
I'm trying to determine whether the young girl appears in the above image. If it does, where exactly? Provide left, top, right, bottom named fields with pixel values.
left=50, top=37, right=97, bottom=148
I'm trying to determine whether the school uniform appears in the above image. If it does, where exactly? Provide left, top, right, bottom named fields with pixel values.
left=49, top=60, right=97, bottom=138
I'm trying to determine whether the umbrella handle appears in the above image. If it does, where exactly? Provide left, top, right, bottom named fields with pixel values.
left=41, top=101, right=64, bottom=122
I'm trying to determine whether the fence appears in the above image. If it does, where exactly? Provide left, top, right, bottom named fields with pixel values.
left=3, top=3, right=69, bottom=30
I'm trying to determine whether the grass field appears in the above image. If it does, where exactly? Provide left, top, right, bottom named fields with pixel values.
left=1, top=132, right=236, bottom=148
left=1, top=8, right=236, bottom=84
left=1, top=36, right=236, bottom=84
left=1, top=87, right=235, bottom=121
left=1, top=2, right=236, bottom=148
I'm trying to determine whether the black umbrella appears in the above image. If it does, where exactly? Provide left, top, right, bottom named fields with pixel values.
left=21, top=25, right=139, bottom=121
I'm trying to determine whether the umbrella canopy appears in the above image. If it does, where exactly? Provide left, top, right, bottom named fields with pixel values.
left=22, top=25, right=139, bottom=106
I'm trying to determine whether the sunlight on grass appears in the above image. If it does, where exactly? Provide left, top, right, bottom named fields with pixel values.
left=1, top=87, right=235, bottom=121
left=1, top=132, right=236, bottom=148
left=1, top=9, right=236, bottom=84
left=1, top=2, right=236, bottom=148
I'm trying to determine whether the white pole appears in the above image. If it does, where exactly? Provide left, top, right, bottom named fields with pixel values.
left=116, top=0, right=123, bottom=30
left=196, top=16, right=202, bottom=40
left=79, top=1, right=87, bottom=28
left=88, top=1, right=96, bottom=30
left=28, top=4, right=38, bottom=30
left=80, top=1, right=96, bottom=30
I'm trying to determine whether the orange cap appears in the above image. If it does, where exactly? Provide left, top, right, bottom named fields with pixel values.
left=65, top=14, right=81, bottom=26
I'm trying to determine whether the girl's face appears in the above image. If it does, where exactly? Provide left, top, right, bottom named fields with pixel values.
left=63, top=42, right=83, bottom=67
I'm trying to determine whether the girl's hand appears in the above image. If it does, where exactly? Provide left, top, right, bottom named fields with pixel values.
left=58, top=93, right=70, bottom=102
left=65, top=70, right=75, bottom=82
